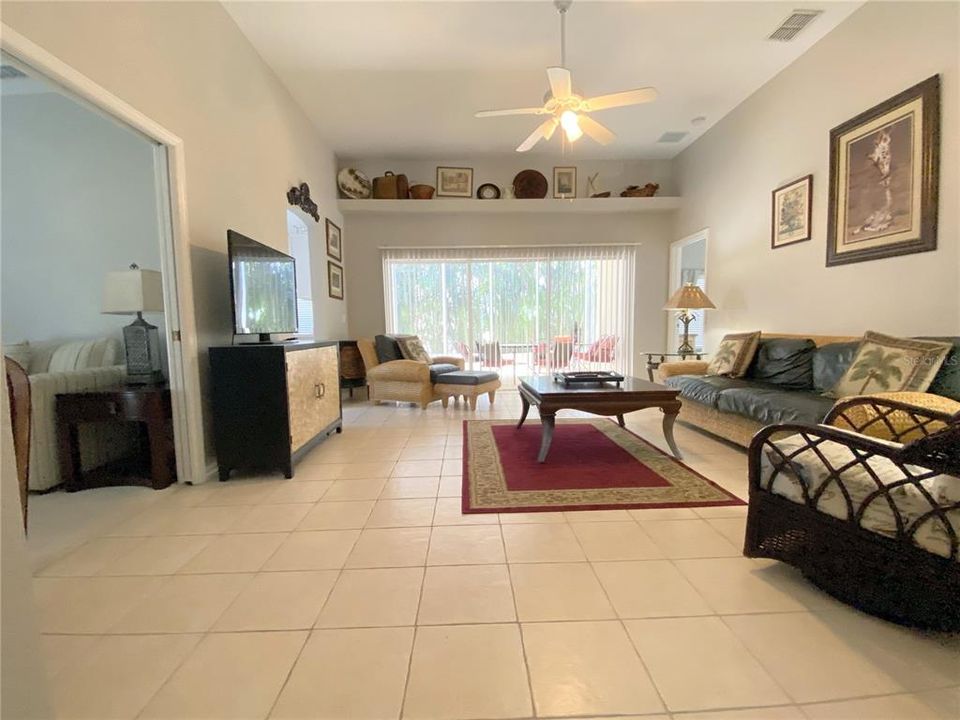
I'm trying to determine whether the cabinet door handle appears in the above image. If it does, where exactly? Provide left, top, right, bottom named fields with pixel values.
left=319, top=382, right=325, bottom=398
left=314, top=383, right=321, bottom=398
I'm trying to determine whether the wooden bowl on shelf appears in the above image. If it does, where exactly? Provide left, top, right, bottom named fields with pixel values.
left=409, top=184, right=435, bottom=200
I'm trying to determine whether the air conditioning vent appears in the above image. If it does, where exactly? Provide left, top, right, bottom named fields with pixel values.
left=768, top=9, right=822, bottom=41
left=657, top=131, right=689, bottom=144
left=0, top=65, right=27, bottom=80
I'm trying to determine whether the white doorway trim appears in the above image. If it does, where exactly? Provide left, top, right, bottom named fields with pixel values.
left=1, top=25, right=206, bottom=484
left=667, top=228, right=710, bottom=352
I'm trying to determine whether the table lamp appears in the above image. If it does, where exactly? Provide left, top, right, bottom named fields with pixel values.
left=102, top=264, right=165, bottom=384
left=663, top=283, right=716, bottom=356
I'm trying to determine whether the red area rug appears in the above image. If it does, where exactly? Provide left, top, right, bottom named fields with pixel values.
left=462, top=419, right=744, bottom=514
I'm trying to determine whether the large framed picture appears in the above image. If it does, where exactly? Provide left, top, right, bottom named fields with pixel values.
left=553, top=166, right=577, bottom=198
left=436, top=166, right=473, bottom=198
left=327, top=261, right=344, bottom=300
left=325, top=218, right=342, bottom=262
left=826, top=75, right=940, bottom=267
left=771, top=174, right=812, bottom=248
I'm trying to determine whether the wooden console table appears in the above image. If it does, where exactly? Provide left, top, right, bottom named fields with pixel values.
left=56, top=385, right=175, bottom=492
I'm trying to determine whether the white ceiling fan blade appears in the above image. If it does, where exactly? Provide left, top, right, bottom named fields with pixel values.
left=475, top=107, right=546, bottom=118
left=543, top=117, right=559, bottom=141
left=582, top=87, right=658, bottom=112
left=579, top=115, right=616, bottom=145
left=546, top=66, right=572, bottom=99
left=516, top=118, right=559, bottom=152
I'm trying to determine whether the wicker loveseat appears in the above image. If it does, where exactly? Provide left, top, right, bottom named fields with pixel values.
left=357, top=336, right=465, bottom=409
left=746, top=395, right=960, bottom=630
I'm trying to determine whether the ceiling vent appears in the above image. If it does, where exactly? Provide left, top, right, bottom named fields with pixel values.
left=657, top=131, right=689, bottom=144
left=768, top=9, right=823, bottom=41
left=0, top=65, right=27, bottom=80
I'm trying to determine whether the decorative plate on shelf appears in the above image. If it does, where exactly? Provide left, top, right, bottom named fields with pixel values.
left=513, top=169, right=548, bottom=199
left=337, top=168, right=372, bottom=199
left=476, top=183, right=501, bottom=200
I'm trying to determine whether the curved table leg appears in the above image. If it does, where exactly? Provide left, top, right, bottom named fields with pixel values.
left=616, top=414, right=625, bottom=428
left=661, top=408, right=682, bottom=460
left=537, top=412, right=556, bottom=463
left=516, top=393, right=530, bottom=429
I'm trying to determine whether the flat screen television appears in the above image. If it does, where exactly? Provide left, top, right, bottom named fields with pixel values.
left=228, top=229, right=298, bottom=342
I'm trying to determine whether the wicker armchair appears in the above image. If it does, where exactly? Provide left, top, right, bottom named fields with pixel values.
left=357, top=338, right=464, bottom=409
left=746, top=395, right=960, bottom=630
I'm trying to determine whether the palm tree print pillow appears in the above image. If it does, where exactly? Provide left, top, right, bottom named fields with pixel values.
left=706, top=331, right=761, bottom=377
left=827, top=332, right=953, bottom=398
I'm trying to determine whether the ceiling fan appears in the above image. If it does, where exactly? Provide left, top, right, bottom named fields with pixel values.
left=475, top=0, right=658, bottom=152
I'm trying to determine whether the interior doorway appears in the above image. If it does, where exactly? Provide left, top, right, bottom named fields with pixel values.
left=0, top=29, right=205, bottom=497
left=667, top=230, right=709, bottom=354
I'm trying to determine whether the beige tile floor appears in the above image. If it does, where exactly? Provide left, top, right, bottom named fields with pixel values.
left=28, top=392, right=960, bottom=719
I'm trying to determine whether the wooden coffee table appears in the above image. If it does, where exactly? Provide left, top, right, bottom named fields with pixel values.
left=516, top=376, right=683, bottom=463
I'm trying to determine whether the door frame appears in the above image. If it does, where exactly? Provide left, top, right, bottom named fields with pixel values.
left=667, top=228, right=710, bottom=353
left=1, top=25, right=206, bottom=484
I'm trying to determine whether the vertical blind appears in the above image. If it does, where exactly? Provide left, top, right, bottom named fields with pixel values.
left=382, top=244, right=636, bottom=377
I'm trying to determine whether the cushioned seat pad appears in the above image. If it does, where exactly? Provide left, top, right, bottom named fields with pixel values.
left=717, top=386, right=835, bottom=426
left=663, top=375, right=756, bottom=407
left=428, top=363, right=460, bottom=382
left=434, top=370, right=500, bottom=386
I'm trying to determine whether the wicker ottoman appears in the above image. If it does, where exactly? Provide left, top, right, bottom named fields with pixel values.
left=434, top=370, right=502, bottom=410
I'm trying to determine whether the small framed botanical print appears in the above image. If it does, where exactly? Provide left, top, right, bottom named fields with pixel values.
left=436, top=166, right=473, bottom=198
left=553, top=167, right=577, bottom=198
left=327, top=261, right=344, bottom=300
left=325, top=219, right=342, bottom=262
left=827, top=75, right=940, bottom=266
left=771, top=174, right=813, bottom=248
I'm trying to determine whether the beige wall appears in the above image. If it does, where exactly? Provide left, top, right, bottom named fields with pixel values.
left=3, top=1, right=349, bottom=466
left=675, top=1, right=959, bottom=347
left=344, top=210, right=675, bottom=375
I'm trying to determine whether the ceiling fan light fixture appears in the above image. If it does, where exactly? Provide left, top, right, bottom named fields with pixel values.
left=560, top=110, right=582, bottom=142
left=476, top=0, right=655, bottom=152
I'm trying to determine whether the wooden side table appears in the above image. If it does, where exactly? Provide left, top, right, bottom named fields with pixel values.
left=338, top=340, right=367, bottom=398
left=56, top=385, right=176, bottom=492
left=644, top=351, right=705, bottom=382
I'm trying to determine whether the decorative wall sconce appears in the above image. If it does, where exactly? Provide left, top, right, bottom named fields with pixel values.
left=286, top=182, right=320, bottom=222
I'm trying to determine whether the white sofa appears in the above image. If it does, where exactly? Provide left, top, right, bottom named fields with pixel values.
left=5, top=338, right=132, bottom=491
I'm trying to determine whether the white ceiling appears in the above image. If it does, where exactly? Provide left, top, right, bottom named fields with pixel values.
left=224, top=1, right=862, bottom=160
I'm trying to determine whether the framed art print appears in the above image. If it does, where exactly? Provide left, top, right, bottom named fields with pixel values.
left=553, top=166, right=577, bottom=198
left=771, top=174, right=812, bottom=248
left=327, top=261, right=344, bottom=300
left=436, top=166, right=474, bottom=198
left=325, top=219, right=342, bottom=262
left=826, top=75, right=940, bottom=266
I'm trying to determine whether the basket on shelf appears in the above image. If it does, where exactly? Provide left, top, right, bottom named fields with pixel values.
left=621, top=183, right=660, bottom=197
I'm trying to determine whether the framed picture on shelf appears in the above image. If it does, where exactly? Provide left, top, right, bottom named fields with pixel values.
left=826, top=75, right=940, bottom=267
left=771, top=174, right=812, bottom=248
left=325, top=219, right=342, bottom=261
left=553, top=166, right=577, bottom=198
left=327, top=261, right=344, bottom=300
left=436, top=166, right=474, bottom=197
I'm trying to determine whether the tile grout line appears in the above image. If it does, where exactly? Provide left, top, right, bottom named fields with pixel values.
left=262, top=519, right=365, bottom=718
left=568, top=518, right=671, bottom=716
left=502, top=523, right=539, bottom=719
left=396, top=507, right=437, bottom=720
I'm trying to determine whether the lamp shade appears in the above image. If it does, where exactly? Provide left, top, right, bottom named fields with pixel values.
left=663, top=283, right=716, bottom=311
left=102, top=267, right=164, bottom=315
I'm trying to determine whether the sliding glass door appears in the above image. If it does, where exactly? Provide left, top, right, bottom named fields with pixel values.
left=383, top=245, right=635, bottom=382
